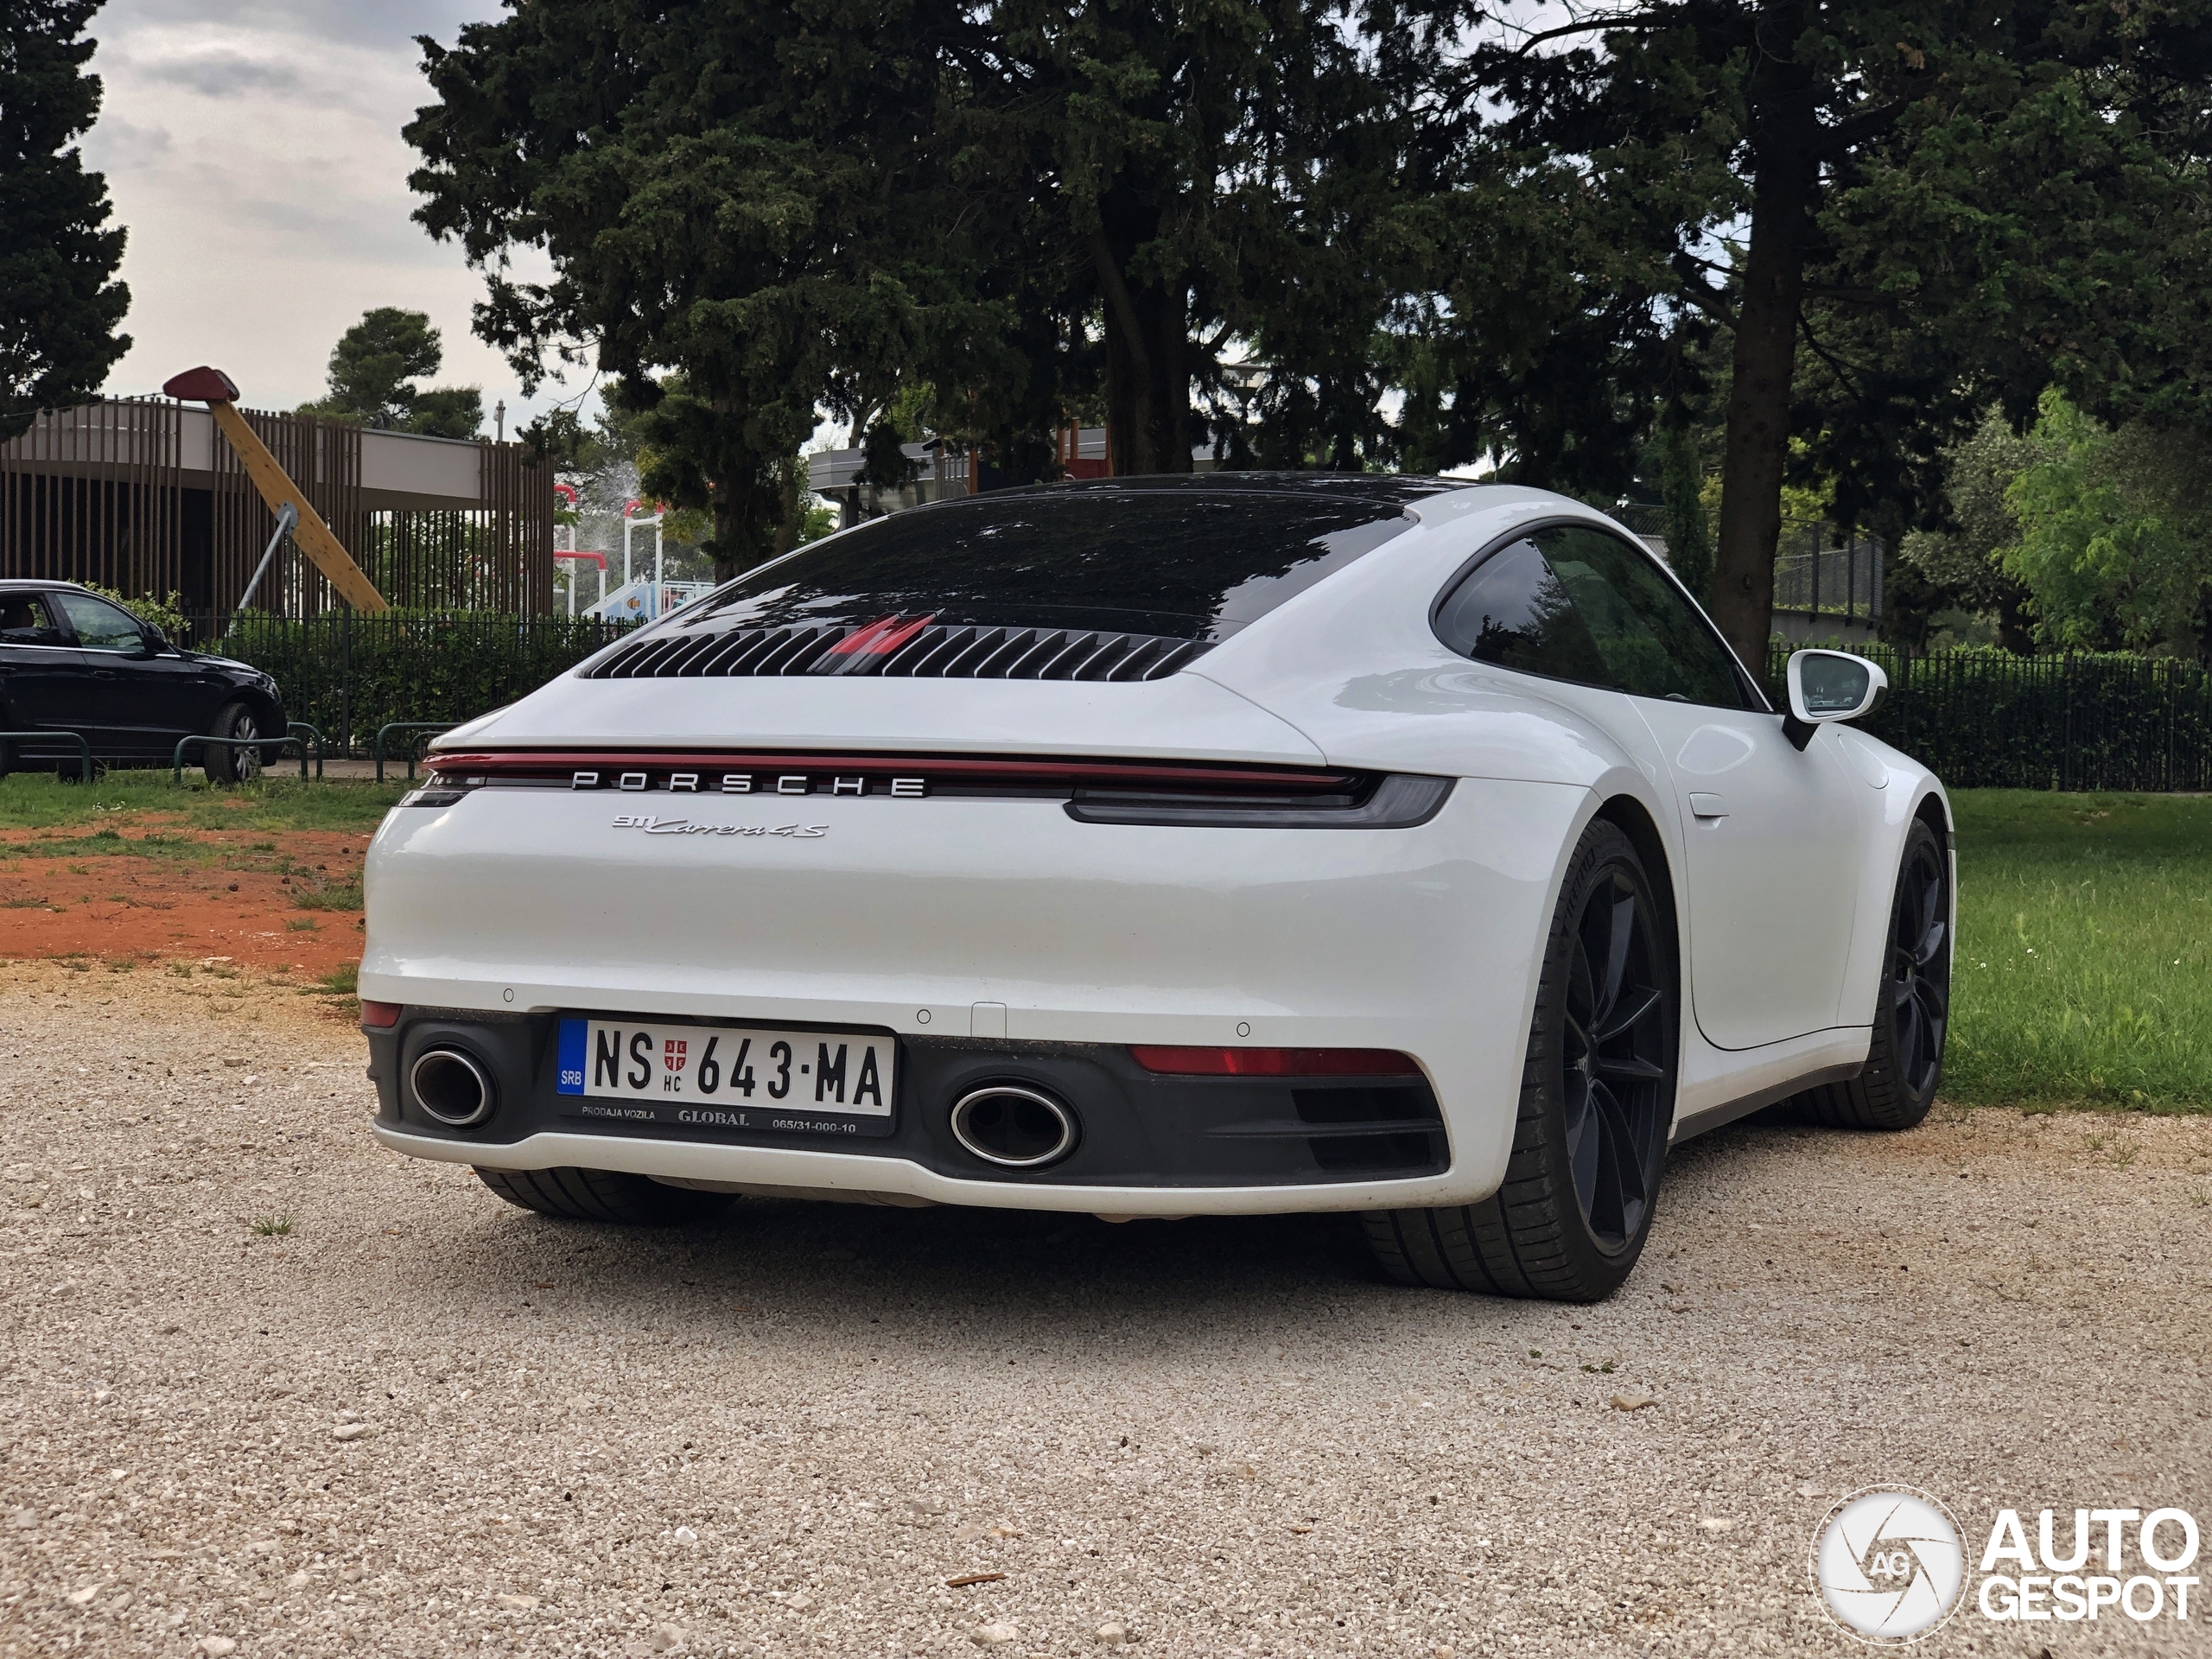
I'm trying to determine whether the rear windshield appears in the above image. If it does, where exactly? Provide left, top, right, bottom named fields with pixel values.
left=689, top=490, right=1417, bottom=641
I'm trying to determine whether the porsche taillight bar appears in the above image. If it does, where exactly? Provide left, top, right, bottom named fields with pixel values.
left=416, top=751, right=1454, bottom=826
left=426, top=751, right=1366, bottom=795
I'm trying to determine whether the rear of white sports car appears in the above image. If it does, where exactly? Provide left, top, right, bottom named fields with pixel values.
left=358, top=479, right=1590, bottom=1226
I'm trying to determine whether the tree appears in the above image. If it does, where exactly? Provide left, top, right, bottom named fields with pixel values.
left=952, top=1, right=1427, bottom=475
left=518, top=406, right=609, bottom=473
left=0, top=0, right=129, bottom=442
left=1891, top=406, right=2040, bottom=651
left=1659, top=423, right=1713, bottom=603
left=2002, top=391, right=2212, bottom=661
left=299, top=307, right=483, bottom=437
left=406, top=0, right=996, bottom=579
left=409, top=0, right=1432, bottom=542
left=1450, top=1, right=2212, bottom=664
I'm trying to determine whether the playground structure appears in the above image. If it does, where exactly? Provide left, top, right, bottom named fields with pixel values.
left=588, top=577, right=715, bottom=622
left=160, top=366, right=390, bottom=612
left=551, top=490, right=712, bottom=620
left=1, top=384, right=555, bottom=619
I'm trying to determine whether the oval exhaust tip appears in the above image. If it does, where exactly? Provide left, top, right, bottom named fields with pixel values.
left=410, top=1047, right=494, bottom=1128
left=949, top=1084, right=1077, bottom=1169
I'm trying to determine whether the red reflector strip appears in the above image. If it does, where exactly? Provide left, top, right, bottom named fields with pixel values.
left=360, top=1000, right=402, bottom=1028
left=1128, top=1046, right=1421, bottom=1077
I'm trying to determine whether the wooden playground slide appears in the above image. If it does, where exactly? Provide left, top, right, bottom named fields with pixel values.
left=161, top=365, right=391, bottom=613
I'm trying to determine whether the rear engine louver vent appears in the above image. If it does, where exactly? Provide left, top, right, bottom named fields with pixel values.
left=588, top=622, right=1211, bottom=682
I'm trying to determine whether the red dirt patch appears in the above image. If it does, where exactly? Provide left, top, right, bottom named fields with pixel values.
left=0, top=830, right=364, bottom=976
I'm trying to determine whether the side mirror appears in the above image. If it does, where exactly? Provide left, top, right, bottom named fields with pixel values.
left=1783, top=649, right=1887, bottom=750
left=142, top=626, right=172, bottom=655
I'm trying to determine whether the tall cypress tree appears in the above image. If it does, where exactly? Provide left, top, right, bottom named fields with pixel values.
left=0, top=0, right=130, bottom=442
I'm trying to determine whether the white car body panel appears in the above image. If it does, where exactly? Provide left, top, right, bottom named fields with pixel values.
left=1630, top=702, right=1870, bottom=1048
left=362, top=480, right=1954, bottom=1217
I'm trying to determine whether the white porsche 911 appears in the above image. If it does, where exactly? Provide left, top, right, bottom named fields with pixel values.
left=360, top=475, right=1952, bottom=1302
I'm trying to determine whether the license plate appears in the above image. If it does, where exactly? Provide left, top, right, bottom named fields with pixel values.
left=555, top=1018, right=895, bottom=1138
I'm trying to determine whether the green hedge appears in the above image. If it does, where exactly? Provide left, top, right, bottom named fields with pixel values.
left=189, top=612, right=638, bottom=753
left=174, top=614, right=2212, bottom=786
left=1767, top=642, right=2212, bottom=791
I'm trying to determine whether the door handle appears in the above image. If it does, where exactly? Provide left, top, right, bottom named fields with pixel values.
left=92, top=669, right=118, bottom=680
left=1688, top=792, right=1728, bottom=819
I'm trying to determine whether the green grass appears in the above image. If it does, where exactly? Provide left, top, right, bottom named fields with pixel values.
left=1948, top=791, right=2212, bottom=1111
left=0, top=771, right=404, bottom=835
left=293, top=880, right=365, bottom=910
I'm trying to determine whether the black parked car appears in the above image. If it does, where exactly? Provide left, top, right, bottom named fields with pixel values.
left=0, top=581, right=287, bottom=783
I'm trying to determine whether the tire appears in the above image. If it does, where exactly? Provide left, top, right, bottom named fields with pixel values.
left=1793, top=817, right=1950, bottom=1132
left=474, top=1166, right=735, bottom=1226
left=204, top=701, right=264, bottom=785
left=1364, top=817, right=1677, bottom=1302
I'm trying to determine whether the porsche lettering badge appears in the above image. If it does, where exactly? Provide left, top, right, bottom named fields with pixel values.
left=572, top=769, right=925, bottom=797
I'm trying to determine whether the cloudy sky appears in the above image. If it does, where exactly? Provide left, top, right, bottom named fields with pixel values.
left=80, top=0, right=577, bottom=432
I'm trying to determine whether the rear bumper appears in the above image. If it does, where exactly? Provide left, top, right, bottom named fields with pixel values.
left=367, top=1014, right=1452, bottom=1211
left=360, top=776, right=1592, bottom=1211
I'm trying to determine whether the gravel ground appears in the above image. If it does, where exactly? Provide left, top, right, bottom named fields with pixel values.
left=2, top=962, right=2208, bottom=1659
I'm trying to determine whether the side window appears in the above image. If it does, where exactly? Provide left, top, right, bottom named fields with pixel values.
left=53, top=592, right=146, bottom=653
left=0, top=595, right=63, bottom=645
left=1534, top=526, right=1755, bottom=709
left=1432, top=535, right=1615, bottom=689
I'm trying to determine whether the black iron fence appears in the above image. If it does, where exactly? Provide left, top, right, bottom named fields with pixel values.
left=180, top=612, right=638, bottom=756
left=1766, top=643, right=2212, bottom=791
left=1771, top=529, right=1884, bottom=626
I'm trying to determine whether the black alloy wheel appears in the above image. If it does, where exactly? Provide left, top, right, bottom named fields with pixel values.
left=1365, top=817, right=1677, bottom=1301
left=1887, top=830, right=1951, bottom=1099
left=1795, top=816, right=1952, bottom=1132
left=1560, top=860, right=1671, bottom=1251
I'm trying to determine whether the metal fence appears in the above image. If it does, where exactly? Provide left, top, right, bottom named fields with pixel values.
left=1768, top=644, right=2212, bottom=791
left=1771, top=527, right=1883, bottom=626
left=1611, top=506, right=1884, bottom=626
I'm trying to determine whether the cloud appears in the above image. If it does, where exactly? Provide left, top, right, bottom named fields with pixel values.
left=80, top=117, right=171, bottom=171
left=137, top=48, right=301, bottom=99
left=226, top=188, right=457, bottom=269
left=97, top=0, right=490, bottom=54
left=81, top=0, right=581, bottom=426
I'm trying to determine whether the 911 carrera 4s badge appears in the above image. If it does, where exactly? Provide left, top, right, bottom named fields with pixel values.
left=610, top=814, right=827, bottom=837
left=556, top=1017, right=895, bottom=1139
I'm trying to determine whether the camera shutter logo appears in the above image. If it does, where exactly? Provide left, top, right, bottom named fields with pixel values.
left=1812, top=1487, right=1967, bottom=1643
